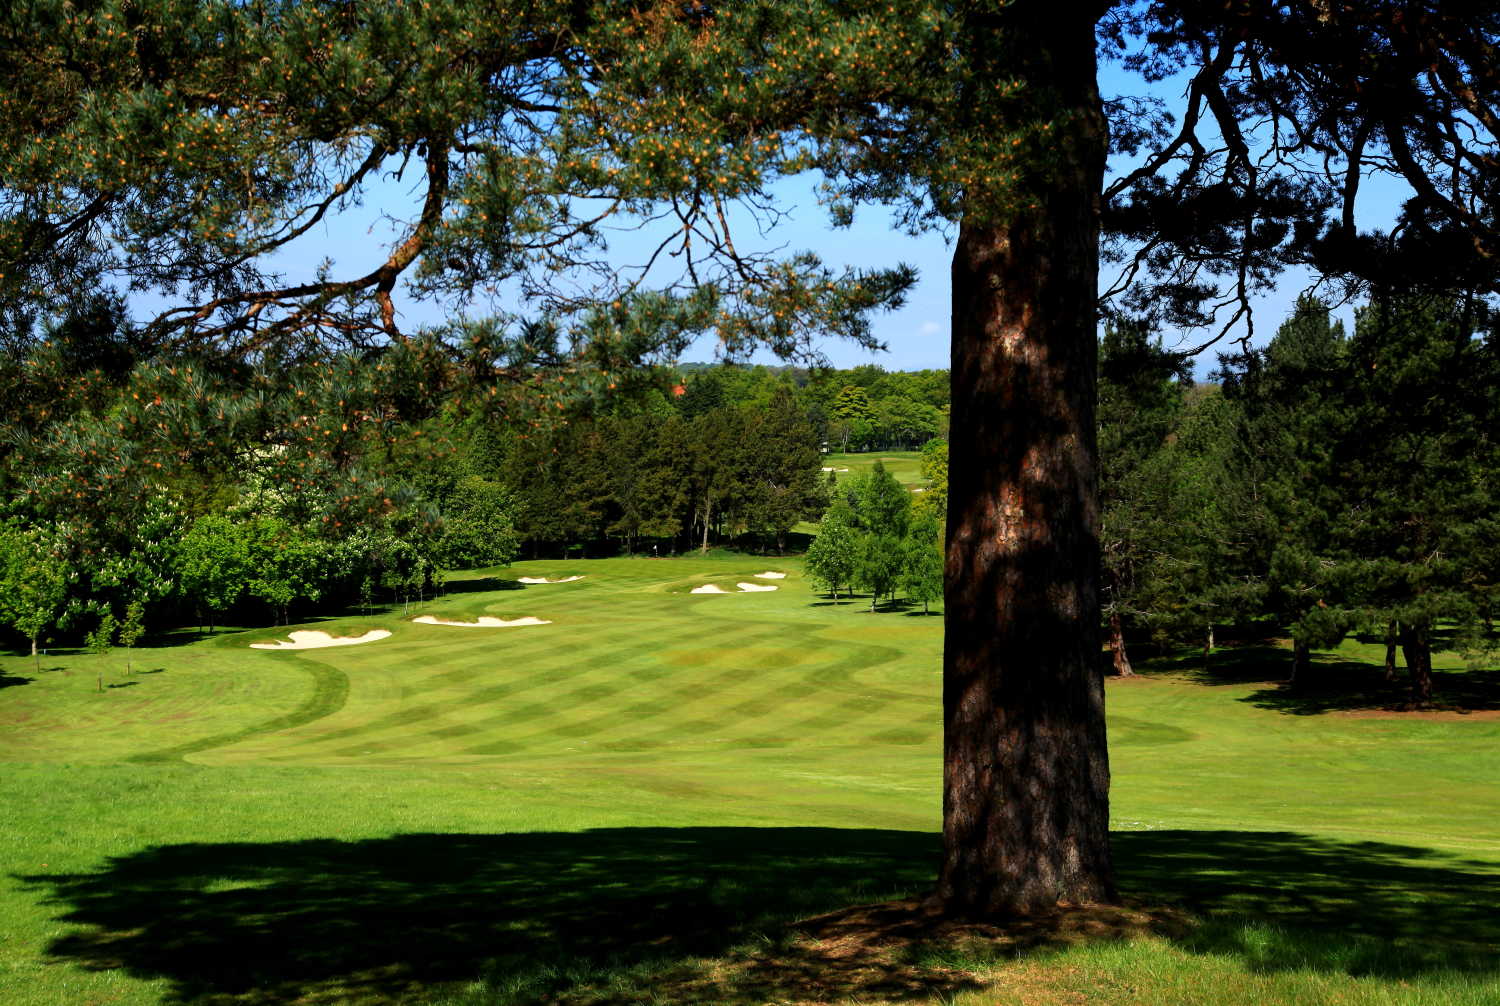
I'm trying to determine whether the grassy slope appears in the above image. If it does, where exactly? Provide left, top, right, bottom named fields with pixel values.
left=0, top=554, right=1496, bottom=1005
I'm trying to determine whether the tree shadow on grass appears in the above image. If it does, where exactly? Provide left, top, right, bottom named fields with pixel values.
left=1243, top=666, right=1500, bottom=715
left=1142, top=644, right=1500, bottom=714
left=1138, top=644, right=1292, bottom=686
left=440, top=576, right=524, bottom=596
left=18, top=828, right=1500, bottom=1004
left=0, top=670, right=32, bottom=689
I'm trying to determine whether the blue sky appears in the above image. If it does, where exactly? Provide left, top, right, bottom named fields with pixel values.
left=141, top=55, right=1414, bottom=376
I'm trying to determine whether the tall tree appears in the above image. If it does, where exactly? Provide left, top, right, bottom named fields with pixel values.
left=6, top=0, right=1499, bottom=918
left=1097, top=321, right=1187, bottom=674
left=739, top=388, right=827, bottom=554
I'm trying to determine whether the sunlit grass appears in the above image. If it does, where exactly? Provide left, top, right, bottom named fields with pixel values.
left=1, top=553, right=1496, bottom=1004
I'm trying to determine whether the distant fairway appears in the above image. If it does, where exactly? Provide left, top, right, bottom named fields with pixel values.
left=2, top=553, right=1498, bottom=1005
left=822, top=450, right=927, bottom=490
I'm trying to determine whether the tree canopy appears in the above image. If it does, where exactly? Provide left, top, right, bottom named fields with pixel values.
left=3, top=0, right=1498, bottom=919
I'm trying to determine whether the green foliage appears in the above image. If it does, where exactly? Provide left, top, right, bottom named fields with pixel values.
left=844, top=461, right=911, bottom=540
left=855, top=534, right=904, bottom=612
left=244, top=518, right=324, bottom=626
left=85, top=613, right=116, bottom=657
left=174, top=514, right=249, bottom=628
left=901, top=509, right=944, bottom=614
left=804, top=504, right=858, bottom=602
left=437, top=476, right=519, bottom=569
left=917, top=437, right=948, bottom=517
left=0, top=522, right=69, bottom=666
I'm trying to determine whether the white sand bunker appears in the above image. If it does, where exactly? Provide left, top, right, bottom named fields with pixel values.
left=736, top=582, right=779, bottom=592
left=413, top=615, right=551, bottom=627
left=690, top=582, right=779, bottom=594
left=754, top=571, right=787, bottom=579
left=821, top=467, right=851, bottom=473
left=251, top=629, right=391, bottom=650
left=691, top=584, right=729, bottom=594
left=517, top=575, right=585, bottom=584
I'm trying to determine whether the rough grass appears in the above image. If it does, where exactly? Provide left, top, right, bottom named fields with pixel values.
left=1, top=554, right=1497, bottom=1005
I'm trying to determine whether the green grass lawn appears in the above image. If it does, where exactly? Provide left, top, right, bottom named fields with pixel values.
left=1, top=555, right=1497, bottom=1004
left=821, top=450, right=927, bottom=490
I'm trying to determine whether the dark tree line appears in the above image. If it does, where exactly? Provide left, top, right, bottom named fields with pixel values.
left=1099, top=294, right=1500, bottom=708
left=496, top=386, right=827, bottom=557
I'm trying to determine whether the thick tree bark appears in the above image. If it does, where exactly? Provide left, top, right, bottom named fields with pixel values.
left=937, top=12, right=1114, bottom=915
left=1108, top=613, right=1134, bottom=677
left=1399, top=622, right=1434, bottom=708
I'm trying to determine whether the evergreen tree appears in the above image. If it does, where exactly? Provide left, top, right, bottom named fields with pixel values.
left=1096, top=321, right=1188, bottom=674
left=604, top=414, right=689, bottom=553
left=1327, top=294, right=1499, bottom=705
left=5, top=0, right=1497, bottom=917
left=739, top=388, right=827, bottom=554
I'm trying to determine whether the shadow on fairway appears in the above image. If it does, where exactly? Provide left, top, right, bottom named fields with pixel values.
left=20, top=828, right=1500, bottom=1004
left=0, top=670, right=31, bottom=689
left=1143, top=645, right=1500, bottom=714
left=440, top=576, right=524, bottom=595
left=1242, top=666, right=1500, bottom=715
left=1140, top=644, right=1293, bottom=685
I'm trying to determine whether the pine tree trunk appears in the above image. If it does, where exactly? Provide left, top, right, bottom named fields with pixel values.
left=1290, top=639, right=1311, bottom=685
left=1108, top=614, right=1133, bottom=677
left=1203, top=625, right=1214, bottom=659
left=1384, top=620, right=1399, bottom=681
left=937, top=11, right=1114, bottom=916
left=1400, top=622, right=1434, bottom=708
left=700, top=499, right=712, bottom=553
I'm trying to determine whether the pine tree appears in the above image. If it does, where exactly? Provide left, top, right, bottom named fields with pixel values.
left=5, top=0, right=1498, bottom=918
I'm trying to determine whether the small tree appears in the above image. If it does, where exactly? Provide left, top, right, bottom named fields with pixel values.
left=87, top=612, right=116, bottom=692
left=245, top=517, right=324, bottom=625
left=804, top=506, right=858, bottom=603
left=116, top=600, right=146, bottom=676
left=0, top=523, right=69, bottom=674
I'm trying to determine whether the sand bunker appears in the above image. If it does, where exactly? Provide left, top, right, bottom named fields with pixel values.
left=690, top=584, right=729, bottom=594
left=754, top=571, right=787, bottom=579
left=251, top=629, right=391, bottom=650
left=820, top=467, right=851, bottom=473
left=736, top=582, right=779, bottom=592
left=517, top=575, right=585, bottom=584
left=691, top=582, right=779, bottom=594
left=412, top=615, right=551, bottom=627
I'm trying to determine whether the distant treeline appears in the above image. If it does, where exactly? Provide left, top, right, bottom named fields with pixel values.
left=0, top=309, right=942, bottom=650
